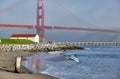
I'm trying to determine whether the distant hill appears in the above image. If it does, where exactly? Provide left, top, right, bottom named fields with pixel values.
left=0, top=39, right=36, bottom=44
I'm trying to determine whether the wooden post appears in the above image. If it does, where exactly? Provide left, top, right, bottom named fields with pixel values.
left=15, top=56, right=22, bottom=73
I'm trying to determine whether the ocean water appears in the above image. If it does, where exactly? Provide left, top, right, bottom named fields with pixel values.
left=22, top=46, right=120, bottom=79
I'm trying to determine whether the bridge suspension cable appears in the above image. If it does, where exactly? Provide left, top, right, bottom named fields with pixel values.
left=54, top=1, right=96, bottom=27
left=0, top=0, right=120, bottom=42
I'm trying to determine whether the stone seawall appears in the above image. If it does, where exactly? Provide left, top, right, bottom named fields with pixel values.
left=0, top=44, right=55, bottom=52
left=0, top=44, right=34, bottom=51
left=0, top=44, right=84, bottom=52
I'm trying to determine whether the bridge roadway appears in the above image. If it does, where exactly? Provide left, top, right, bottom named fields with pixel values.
left=55, top=42, right=120, bottom=46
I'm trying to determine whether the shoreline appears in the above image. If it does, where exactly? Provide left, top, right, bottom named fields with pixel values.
left=0, top=44, right=85, bottom=79
left=0, top=43, right=85, bottom=52
left=0, top=51, right=58, bottom=79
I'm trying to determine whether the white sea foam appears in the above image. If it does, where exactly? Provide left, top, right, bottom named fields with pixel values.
left=48, top=51, right=62, bottom=54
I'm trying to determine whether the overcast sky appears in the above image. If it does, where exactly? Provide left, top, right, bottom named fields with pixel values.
left=0, top=0, right=120, bottom=42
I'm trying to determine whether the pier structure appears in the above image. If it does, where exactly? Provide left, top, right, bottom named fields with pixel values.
left=56, top=42, right=120, bottom=46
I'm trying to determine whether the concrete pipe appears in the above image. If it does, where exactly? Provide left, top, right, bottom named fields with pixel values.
left=15, top=56, right=22, bottom=73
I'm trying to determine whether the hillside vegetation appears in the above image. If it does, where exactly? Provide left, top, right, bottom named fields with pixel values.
left=0, top=39, right=36, bottom=44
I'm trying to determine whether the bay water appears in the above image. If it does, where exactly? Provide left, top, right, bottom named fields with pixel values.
left=22, top=46, right=120, bottom=79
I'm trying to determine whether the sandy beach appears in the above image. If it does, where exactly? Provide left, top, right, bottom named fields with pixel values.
left=0, top=51, right=57, bottom=79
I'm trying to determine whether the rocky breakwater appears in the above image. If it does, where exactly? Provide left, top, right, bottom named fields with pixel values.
left=0, top=43, right=85, bottom=52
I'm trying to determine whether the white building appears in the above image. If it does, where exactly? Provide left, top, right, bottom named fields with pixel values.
left=11, top=34, right=39, bottom=43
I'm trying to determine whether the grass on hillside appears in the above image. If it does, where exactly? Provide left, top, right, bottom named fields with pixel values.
left=0, top=39, right=36, bottom=44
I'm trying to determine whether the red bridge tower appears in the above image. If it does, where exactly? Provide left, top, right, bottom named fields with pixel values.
left=36, top=0, right=45, bottom=42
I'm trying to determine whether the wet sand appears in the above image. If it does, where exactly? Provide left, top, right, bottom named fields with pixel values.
left=0, top=51, right=57, bottom=79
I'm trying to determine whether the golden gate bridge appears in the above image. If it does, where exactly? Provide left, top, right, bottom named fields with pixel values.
left=0, top=0, right=120, bottom=42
